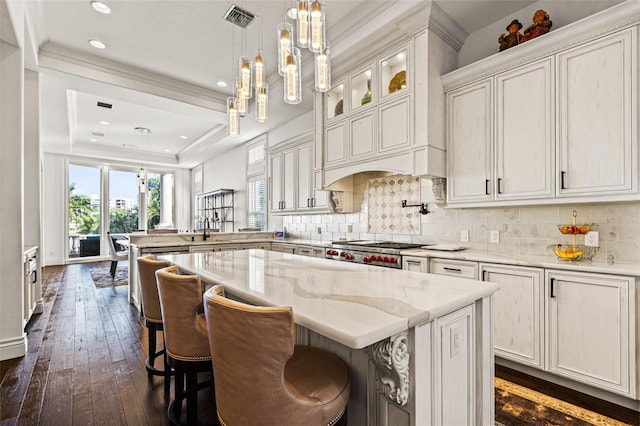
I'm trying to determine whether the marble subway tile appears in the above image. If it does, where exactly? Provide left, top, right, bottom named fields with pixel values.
left=520, top=206, right=560, bottom=223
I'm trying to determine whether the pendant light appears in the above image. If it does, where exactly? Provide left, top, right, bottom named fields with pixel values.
left=227, top=97, right=239, bottom=135
left=296, top=1, right=309, bottom=48
left=277, top=21, right=293, bottom=76
left=238, top=56, right=253, bottom=99
left=309, top=0, right=325, bottom=53
left=135, top=127, right=150, bottom=192
left=284, top=47, right=301, bottom=104
left=315, top=44, right=331, bottom=92
left=236, top=80, right=247, bottom=116
left=256, top=83, right=268, bottom=122
left=254, top=50, right=264, bottom=88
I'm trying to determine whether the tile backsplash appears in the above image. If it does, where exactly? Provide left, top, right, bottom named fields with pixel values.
left=282, top=178, right=640, bottom=265
left=367, top=175, right=421, bottom=235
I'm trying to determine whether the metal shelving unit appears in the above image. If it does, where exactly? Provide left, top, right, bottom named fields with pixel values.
left=195, top=189, right=235, bottom=232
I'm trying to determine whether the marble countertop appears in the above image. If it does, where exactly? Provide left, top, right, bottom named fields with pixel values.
left=160, top=250, right=499, bottom=349
left=400, top=248, right=640, bottom=277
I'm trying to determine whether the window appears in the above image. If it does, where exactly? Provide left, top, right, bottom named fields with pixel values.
left=108, top=169, right=139, bottom=234
left=247, top=138, right=266, bottom=230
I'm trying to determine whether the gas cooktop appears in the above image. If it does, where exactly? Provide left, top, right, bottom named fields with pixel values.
left=330, top=240, right=424, bottom=250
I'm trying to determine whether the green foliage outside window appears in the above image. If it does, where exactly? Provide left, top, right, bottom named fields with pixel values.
left=68, top=183, right=99, bottom=235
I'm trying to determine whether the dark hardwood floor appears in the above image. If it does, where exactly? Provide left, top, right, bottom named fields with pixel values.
left=1, top=262, right=638, bottom=425
left=0, top=263, right=216, bottom=426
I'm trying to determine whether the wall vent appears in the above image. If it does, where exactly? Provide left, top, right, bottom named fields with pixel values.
left=91, top=132, right=105, bottom=137
left=96, top=101, right=112, bottom=109
left=223, top=4, right=255, bottom=28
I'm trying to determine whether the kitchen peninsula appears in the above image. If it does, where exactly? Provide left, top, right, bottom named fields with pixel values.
left=160, top=249, right=499, bottom=426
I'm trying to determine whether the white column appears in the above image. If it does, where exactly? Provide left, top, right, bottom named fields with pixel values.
left=157, top=173, right=174, bottom=228
left=0, top=37, right=27, bottom=359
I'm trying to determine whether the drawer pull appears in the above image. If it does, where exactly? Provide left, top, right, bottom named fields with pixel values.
left=443, top=267, right=462, bottom=273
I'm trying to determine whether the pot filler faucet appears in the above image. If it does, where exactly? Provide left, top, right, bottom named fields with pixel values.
left=203, top=217, right=211, bottom=241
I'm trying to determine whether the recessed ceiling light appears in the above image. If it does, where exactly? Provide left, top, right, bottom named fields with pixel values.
left=179, top=135, right=188, bottom=139
left=99, top=120, right=110, bottom=125
left=90, top=1, right=111, bottom=14
left=216, top=80, right=228, bottom=88
left=89, top=138, right=98, bottom=142
left=89, top=39, right=106, bottom=49
left=164, top=149, right=171, bottom=152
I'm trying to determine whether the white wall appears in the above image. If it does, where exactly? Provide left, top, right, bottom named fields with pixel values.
left=458, top=0, right=625, bottom=67
left=201, top=142, right=249, bottom=231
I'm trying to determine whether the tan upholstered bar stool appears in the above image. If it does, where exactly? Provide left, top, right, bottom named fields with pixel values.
left=156, top=266, right=213, bottom=426
left=137, top=255, right=173, bottom=396
left=203, top=285, right=350, bottom=426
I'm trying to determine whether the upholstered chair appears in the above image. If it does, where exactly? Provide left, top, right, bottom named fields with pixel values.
left=203, top=285, right=350, bottom=426
left=136, top=255, right=173, bottom=396
left=156, top=266, right=213, bottom=425
left=106, top=232, right=128, bottom=277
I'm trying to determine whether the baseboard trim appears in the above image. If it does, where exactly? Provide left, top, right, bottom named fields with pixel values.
left=0, top=333, right=27, bottom=361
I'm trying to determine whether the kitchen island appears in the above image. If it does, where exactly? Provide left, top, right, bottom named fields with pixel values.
left=160, top=250, right=499, bottom=426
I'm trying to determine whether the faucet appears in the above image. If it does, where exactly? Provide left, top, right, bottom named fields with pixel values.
left=203, top=217, right=210, bottom=241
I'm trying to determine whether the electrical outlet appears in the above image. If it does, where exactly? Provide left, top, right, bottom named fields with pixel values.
left=450, top=327, right=460, bottom=357
left=489, top=230, right=500, bottom=243
left=317, top=227, right=322, bottom=234
left=347, top=224, right=353, bottom=233
left=460, top=230, right=469, bottom=242
left=585, top=231, right=599, bottom=247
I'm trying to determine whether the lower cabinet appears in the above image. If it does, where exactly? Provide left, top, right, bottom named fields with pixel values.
left=480, top=263, right=544, bottom=369
left=430, top=258, right=478, bottom=279
left=546, top=269, right=635, bottom=397
left=294, top=245, right=325, bottom=258
left=402, top=255, right=428, bottom=272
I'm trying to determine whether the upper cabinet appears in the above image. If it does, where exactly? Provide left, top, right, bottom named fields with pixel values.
left=557, top=29, right=635, bottom=197
left=443, top=8, right=639, bottom=207
left=318, top=22, right=459, bottom=187
left=269, top=134, right=330, bottom=215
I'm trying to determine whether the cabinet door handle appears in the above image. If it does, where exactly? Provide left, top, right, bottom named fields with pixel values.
left=560, top=171, right=566, bottom=190
left=307, top=198, right=310, bottom=207
left=550, top=278, right=556, bottom=298
left=497, top=178, right=502, bottom=194
left=482, top=270, right=487, bottom=281
left=311, top=197, right=315, bottom=207
left=444, top=267, right=462, bottom=273
left=32, top=270, right=37, bottom=284
left=485, top=179, right=490, bottom=195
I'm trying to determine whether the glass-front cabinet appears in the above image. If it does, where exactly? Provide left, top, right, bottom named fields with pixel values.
left=195, top=189, right=235, bottom=232
left=379, top=48, right=408, bottom=100
left=322, top=42, right=411, bottom=168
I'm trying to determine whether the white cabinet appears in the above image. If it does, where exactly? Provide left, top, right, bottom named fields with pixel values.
left=270, top=242, right=296, bottom=254
left=557, top=28, right=637, bottom=197
left=270, top=149, right=295, bottom=212
left=546, top=269, right=635, bottom=397
left=446, top=80, right=492, bottom=202
left=270, top=139, right=330, bottom=214
left=402, top=255, right=428, bottom=272
left=294, top=245, right=325, bottom=258
left=444, top=25, right=638, bottom=206
left=481, top=264, right=544, bottom=368
left=495, top=58, right=554, bottom=200
left=23, top=247, right=39, bottom=327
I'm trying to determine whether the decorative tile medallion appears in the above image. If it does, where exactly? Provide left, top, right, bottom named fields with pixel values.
left=367, top=175, right=421, bottom=235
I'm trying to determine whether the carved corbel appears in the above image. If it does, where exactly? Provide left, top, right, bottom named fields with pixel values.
left=367, top=332, right=410, bottom=406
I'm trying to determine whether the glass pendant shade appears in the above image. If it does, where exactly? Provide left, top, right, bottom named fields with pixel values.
left=315, top=46, right=331, bottom=92
left=277, top=22, right=293, bottom=76
left=284, top=47, right=301, bottom=104
left=236, top=80, right=247, bottom=116
left=137, top=168, right=147, bottom=193
left=227, top=97, right=239, bottom=135
left=238, top=56, right=253, bottom=99
left=309, top=0, right=325, bottom=53
left=256, top=83, right=268, bottom=123
left=254, top=50, right=265, bottom=88
left=296, top=1, right=310, bottom=48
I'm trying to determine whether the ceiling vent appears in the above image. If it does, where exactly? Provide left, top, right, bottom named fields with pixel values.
left=96, top=101, right=112, bottom=109
left=91, top=132, right=105, bottom=137
left=223, top=4, right=255, bottom=28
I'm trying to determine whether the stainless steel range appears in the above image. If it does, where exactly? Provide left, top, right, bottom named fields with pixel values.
left=325, top=240, right=424, bottom=269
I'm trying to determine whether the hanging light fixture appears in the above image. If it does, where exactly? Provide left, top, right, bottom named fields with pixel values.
left=134, top=127, right=150, bottom=192
left=238, top=56, right=253, bottom=99
left=254, top=50, right=264, bottom=88
left=296, top=0, right=309, bottom=48
left=284, top=47, right=301, bottom=104
left=309, top=0, right=325, bottom=53
left=277, top=21, right=293, bottom=76
left=256, top=83, right=268, bottom=122
left=315, top=44, right=331, bottom=92
left=227, top=97, right=239, bottom=135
